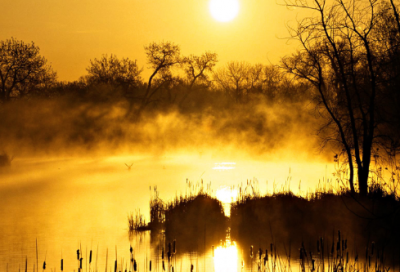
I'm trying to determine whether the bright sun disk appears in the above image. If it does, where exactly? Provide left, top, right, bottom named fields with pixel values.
left=209, top=0, right=240, bottom=22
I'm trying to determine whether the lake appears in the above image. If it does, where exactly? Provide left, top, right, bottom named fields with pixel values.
left=0, top=153, right=333, bottom=272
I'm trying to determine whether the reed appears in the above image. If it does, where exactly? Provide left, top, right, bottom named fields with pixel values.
left=6, top=236, right=397, bottom=272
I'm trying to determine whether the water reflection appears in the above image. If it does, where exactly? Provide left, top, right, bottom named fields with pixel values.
left=213, top=239, right=239, bottom=272
left=0, top=155, right=335, bottom=271
left=213, top=228, right=239, bottom=272
left=213, top=162, right=236, bottom=170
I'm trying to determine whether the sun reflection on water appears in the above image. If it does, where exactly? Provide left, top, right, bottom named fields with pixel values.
left=213, top=162, right=236, bottom=170
left=213, top=237, right=239, bottom=272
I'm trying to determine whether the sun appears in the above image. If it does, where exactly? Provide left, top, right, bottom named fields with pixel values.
left=209, top=0, right=240, bottom=22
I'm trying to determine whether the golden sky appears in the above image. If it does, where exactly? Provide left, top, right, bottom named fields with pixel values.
left=1, top=0, right=300, bottom=81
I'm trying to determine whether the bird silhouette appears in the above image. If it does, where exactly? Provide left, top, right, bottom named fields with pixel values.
left=125, top=163, right=133, bottom=170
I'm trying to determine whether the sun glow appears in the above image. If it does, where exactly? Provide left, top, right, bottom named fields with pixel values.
left=209, top=0, right=240, bottom=22
left=216, top=186, right=238, bottom=203
left=213, top=241, right=239, bottom=272
left=216, top=186, right=238, bottom=216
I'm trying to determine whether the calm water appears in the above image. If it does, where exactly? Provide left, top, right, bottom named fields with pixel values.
left=0, top=154, right=332, bottom=272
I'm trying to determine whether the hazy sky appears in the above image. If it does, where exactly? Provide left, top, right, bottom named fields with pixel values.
left=1, top=0, right=301, bottom=81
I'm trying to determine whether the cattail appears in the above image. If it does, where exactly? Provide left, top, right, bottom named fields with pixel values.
left=80, top=258, right=83, bottom=269
left=173, top=240, right=176, bottom=254
left=162, top=261, right=165, bottom=271
left=191, top=264, right=194, bottom=272
left=43, top=261, right=46, bottom=270
left=371, top=242, right=375, bottom=256
left=250, top=245, right=253, bottom=258
left=114, top=260, right=117, bottom=272
left=133, top=260, right=137, bottom=272
left=162, top=248, right=164, bottom=260
left=172, top=266, right=174, bottom=272
left=346, top=252, right=348, bottom=264
left=77, top=250, right=80, bottom=260
left=61, top=259, right=63, bottom=271
left=311, top=259, right=315, bottom=271
left=149, top=260, right=152, bottom=271
left=258, top=248, right=262, bottom=260
left=89, top=250, right=92, bottom=264
left=130, top=246, right=133, bottom=254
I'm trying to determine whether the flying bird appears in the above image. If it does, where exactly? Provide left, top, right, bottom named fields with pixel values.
left=125, top=163, right=133, bottom=170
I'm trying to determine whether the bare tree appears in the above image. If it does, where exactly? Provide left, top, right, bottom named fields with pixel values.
left=281, top=0, right=400, bottom=194
left=85, top=54, right=142, bottom=88
left=141, top=41, right=181, bottom=109
left=214, top=61, right=252, bottom=103
left=0, top=38, right=56, bottom=101
left=179, top=52, right=218, bottom=104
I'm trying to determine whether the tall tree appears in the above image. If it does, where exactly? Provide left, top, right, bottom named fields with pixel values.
left=0, top=38, right=56, bottom=101
left=141, top=41, right=181, bottom=109
left=281, top=0, right=400, bottom=194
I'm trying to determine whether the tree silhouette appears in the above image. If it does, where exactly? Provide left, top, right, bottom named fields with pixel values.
left=0, top=38, right=56, bottom=102
left=179, top=52, right=218, bottom=104
left=281, top=0, right=400, bottom=194
left=85, top=54, right=142, bottom=88
left=214, top=61, right=252, bottom=103
left=141, top=41, right=181, bottom=110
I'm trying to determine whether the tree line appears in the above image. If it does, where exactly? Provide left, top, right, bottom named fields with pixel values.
left=0, top=38, right=310, bottom=110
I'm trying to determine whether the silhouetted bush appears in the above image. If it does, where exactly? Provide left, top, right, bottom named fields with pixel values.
left=164, top=194, right=228, bottom=252
left=230, top=191, right=400, bottom=258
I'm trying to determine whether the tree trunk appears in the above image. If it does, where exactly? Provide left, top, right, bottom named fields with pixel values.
left=358, top=166, right=369, bottom=195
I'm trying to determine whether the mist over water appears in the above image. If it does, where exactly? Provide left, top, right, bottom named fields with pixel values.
left=0, top=93, right=337, bottom=271
left=0, top=92, right=325, bottom=159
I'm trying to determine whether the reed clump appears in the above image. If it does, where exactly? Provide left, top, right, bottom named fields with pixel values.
left=230, top=181, right=400, bottom=260
left=128, top=210, right=148, bottom=231
left=131, top=181, right=227, bottom=252
left=164, top=193, right=228, bottom=251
